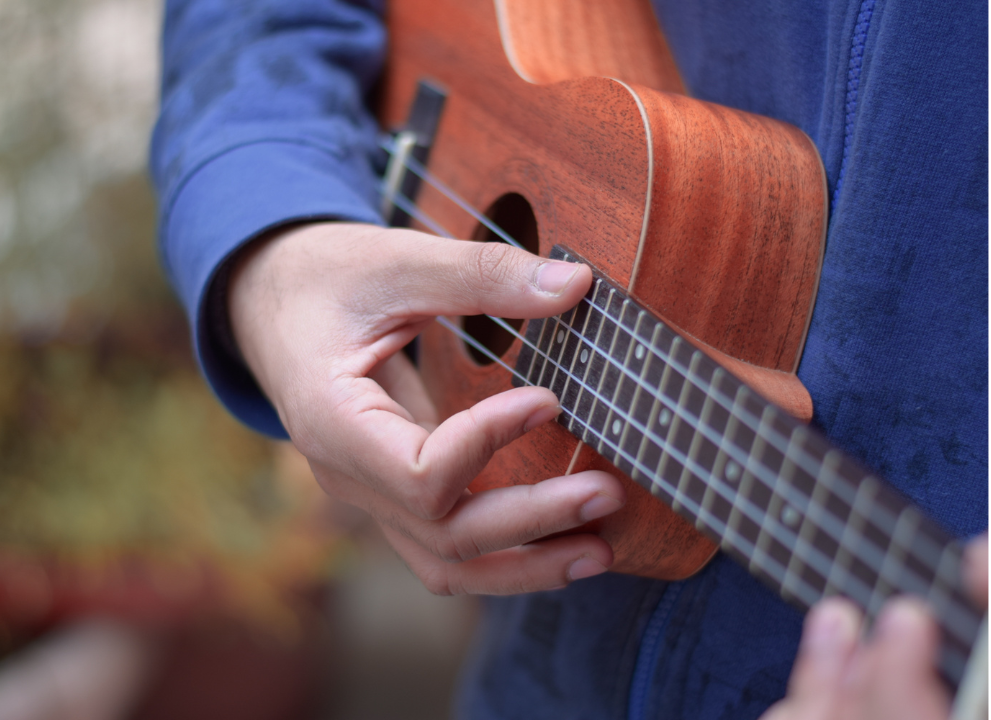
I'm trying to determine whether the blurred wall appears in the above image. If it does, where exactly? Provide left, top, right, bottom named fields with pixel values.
left=0, top=2, right=477, bottom=719
left=0, top=0, right=161, bottom=332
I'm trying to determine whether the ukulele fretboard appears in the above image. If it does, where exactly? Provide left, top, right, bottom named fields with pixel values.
left=513, top=245, right=980, bottom=689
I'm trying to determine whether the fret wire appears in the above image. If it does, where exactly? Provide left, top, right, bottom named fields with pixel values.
left=922, top=549, right=977, bottom=671
left=594, top=420, right=820, bottom=609
left=680, top=355, right=718, bottom=516
left=568, top=293, right=875, bottom=511
left=527, top=316, right=560, bottom=385
left=697, top=367, right=730, bottom=533
left=615, top=310, right=649, bottom=470
left=870, top=508, right=921, bottom=620
left=587, top=290, right=623, bottom=451
left=550, top=282, right=600, bottom=429
left=566, top=281, right=610, bottom=437
left=929, top=546, right=963, bottom=634
left=825, top=474, right=878, bottom=609
left=526, top=315, right=556, bottom=387
left=390, top=191, right=975, bottom=640
left=649, top=337, right=683, bottom=500
left=631, top=324, right=664, bottom=488
left=710, top=382, right=747, bottom=532
left=519, top=318, right=540, bottom=384
left=781, top=427, right=823, bottom=602
left=748, top=406, right=785, bottom=582
left=671, top=350, right=705, bottom=514
left=582, top=284, right=617, bottom=440
left=601, top=301, right=637, bottom=462
left=545, top=313, right=573, bottom=383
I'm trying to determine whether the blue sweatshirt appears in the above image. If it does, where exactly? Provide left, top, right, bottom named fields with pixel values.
left=151, top=1, right=988, bottom=718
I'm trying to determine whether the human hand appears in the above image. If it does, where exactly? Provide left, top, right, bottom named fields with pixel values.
left=228, top=222, right=626, bottom=595
left=762, top=535, right=988, bottom=720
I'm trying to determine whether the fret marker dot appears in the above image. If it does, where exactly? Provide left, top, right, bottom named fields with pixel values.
left=611, top=419, right=621, bottom=435
left=658, top=408, right=672, bottom=426
left=725, top=461, right=741, bottom=482
left=781, top=505, right=800, bottom=527
left=556, top=330, right=564, bottom=343
left=580, top=348, right=589, bottom=363
left=635, top=344, right=645, bottom=360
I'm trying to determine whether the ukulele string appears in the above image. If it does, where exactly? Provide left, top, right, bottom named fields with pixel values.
left=380, top=140, right=526, bottom=251
left=379, top=140, right=967, bottom=625
left=385, top=186, right=974, bottom=634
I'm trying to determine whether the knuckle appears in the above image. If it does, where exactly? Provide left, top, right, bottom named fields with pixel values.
left=285, top=413, right=323, bottom=464
left=447, top=533, right=483, bottom=564
left=409, top=489, right=450, bottom=522
left=467, top=242, right=516, bottom=293
left=419, top=568, right=456, bottom=597
left=424, top=530, right=461, bottom=563
left=460, top=405, right=501, bottom=467
left=521, top=486, right=553, bottom=538
left=401, top=461, right=450, bottom=521
left=423, top=518, right=483, bottom=564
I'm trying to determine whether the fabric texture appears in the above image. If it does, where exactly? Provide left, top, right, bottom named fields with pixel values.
left=151, top=0, right=988, bottom=718
left=152, top=0, right=387, bottom=437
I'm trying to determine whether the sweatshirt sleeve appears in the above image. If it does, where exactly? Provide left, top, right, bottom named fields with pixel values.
left=150, top=0, right=387, bottom=438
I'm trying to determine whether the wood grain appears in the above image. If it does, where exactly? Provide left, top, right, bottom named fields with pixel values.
left=495, top=0, right=684, bottom=92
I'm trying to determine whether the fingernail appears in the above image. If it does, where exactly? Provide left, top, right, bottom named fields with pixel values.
left=535, top=261, right=580, bottom=296
left=580, top=494, right=623, bottom=522
left=874, top=598, right=927, bottom=640
left=803, top=599, right=859, bottom=656
left=524, top=404, right=561, bottom=432
left=567, top=555, right=608, bottom=582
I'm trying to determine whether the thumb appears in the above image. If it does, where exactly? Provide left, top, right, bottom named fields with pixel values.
left=382, top=232, right=593, bottom=319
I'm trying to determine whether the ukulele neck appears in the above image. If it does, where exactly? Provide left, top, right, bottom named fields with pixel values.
left=514, top=245, right=980, bottom=689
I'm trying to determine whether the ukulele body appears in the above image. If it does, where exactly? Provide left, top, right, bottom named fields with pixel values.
left=381, top=0, right=827, bottom=579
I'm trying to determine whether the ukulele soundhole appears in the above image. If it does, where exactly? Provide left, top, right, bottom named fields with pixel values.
left=463, top=193, right=539, bottom=365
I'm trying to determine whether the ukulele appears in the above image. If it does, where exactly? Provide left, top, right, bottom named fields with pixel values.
left=377, top=0, right=987, bottom=708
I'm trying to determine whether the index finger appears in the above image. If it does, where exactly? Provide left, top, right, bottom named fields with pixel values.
left=316, top=373, right=562, bottom=521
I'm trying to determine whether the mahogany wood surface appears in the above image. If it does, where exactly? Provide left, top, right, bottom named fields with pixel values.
left=382, top=0, right=827, bottom=580
left=495, top=0, right=684, bottom=92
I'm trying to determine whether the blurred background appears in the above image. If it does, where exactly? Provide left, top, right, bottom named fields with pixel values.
left=0, top=0, right=477, bottom=718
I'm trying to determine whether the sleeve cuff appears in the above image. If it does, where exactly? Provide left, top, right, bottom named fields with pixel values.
left=161, top=140, right=384, bottom=438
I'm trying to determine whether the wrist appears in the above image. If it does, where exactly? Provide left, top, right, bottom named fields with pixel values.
left=226, top=221, right=377, bottom=406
